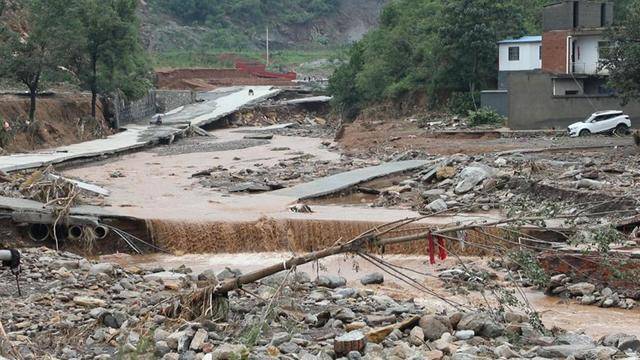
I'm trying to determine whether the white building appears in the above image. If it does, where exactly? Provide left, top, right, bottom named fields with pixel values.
left=498, top=36, right=542, bottom=72
left=570, top=32, right=609, bottom=75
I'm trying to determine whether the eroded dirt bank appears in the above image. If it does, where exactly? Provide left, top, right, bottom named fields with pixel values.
left=0, top=93, right=110, bottom=153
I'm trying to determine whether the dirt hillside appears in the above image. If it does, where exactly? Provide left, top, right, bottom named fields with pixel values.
left=0, top=94, right=111, bottom=153
left=138, top=0, right=389, bottom=52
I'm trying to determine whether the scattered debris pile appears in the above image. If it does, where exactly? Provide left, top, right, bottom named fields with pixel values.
left=3, top=248, right=640, bottom=359
left=0, top=167, right=82, bottom=205
left=196, top=156, right=376, bottom=194
left=231, top=103, right=339, bottom=139
left=324, top=150, right=640, bottom=225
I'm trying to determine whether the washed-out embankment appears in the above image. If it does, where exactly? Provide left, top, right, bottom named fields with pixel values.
left=143, top=217, right=562, bottom=256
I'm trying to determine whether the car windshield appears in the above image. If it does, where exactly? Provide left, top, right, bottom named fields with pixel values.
left=586, top=112, right=620, bottom=122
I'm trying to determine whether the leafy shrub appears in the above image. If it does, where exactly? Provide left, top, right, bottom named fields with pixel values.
left=447, top=91, right=479, bottom=116
left=467, top=107, right=505, bottom=127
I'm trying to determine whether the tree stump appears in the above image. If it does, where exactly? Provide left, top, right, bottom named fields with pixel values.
left=334, top=330, right=366, bottom=356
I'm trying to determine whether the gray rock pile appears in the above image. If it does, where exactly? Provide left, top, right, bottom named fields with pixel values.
left=545, top=274, right=637, bottom=310
left=1, top=248, right=639, bottom=359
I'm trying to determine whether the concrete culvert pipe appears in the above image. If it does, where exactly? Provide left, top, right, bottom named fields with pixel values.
left=50, top=225, right=69, bottom=241
left=28, top=223, right=50, bottom=242
left=68, top=225, right=84, bottom=241
left=95, top=225, right=109, bottom=240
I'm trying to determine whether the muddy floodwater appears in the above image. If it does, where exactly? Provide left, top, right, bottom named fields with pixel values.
left=103, top=252, right=640, bottom=339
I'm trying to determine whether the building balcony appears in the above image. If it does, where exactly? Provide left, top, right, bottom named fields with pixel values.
left=570, top=62, right=609, bottom=75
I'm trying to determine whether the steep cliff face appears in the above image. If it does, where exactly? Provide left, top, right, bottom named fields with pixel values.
left=138, top=0, right=389, bottom=53
left=267, top=0, right=389, bottom=48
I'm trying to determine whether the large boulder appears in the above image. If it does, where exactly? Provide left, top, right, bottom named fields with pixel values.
left=567, top=282, right=596, bottom=296
left=456, top=313, right=504, bottom=338
left=537, top=345, right=595, bottom=358
left=360, top=273, right=384, bottom=285
left=316, top=275, right=347, bottom=289
left=426, top=199, right=448, bottom=212
left=419, top=315, right=453, bottom=341
left=208, top=344, right=249, bottom=360
left=454, top=165, right=496, bottom=194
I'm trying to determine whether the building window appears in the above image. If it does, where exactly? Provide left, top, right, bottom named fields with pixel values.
left=508, top=46, right=520, bottom=61
left=539, top=46, right=542, bottom=60
left=598, top=41, right=610, bottom=59
left=601, top=3, right=607, bottom=27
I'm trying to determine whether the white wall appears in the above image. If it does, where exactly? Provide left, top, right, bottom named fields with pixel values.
left=553, top=78, right=584, bottom=96
left=499, top=42, right=542, bottom=71
left=572, top=35, right=608, bottom=75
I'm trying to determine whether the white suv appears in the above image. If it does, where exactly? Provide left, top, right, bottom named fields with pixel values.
left=567, top=110, right=631, bottom=137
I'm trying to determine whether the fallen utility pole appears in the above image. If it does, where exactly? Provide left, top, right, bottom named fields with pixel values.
left=175, top=213, right=586, bottom=320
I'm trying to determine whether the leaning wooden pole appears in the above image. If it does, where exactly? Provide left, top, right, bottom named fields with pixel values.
left=176, top=214, right=586, bottom=320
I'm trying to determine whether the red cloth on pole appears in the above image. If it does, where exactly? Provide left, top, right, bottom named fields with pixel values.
left=427, top=232, right=436, bottom=265
left=437, top=236, right=447, bottom=260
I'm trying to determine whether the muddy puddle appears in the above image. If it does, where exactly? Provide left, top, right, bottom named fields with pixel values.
left=103, top=252, right=640, bottom=339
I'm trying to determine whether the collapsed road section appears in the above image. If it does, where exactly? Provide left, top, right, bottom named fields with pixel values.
left=2, top=93, right=640, bottom=359
left=0, top=86, right=281, bottom=173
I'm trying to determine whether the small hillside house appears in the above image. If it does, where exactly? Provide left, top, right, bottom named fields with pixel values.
left=481, top=0, right=640, bottom=130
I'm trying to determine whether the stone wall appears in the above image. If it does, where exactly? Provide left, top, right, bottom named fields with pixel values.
left=156, top=90, right=196, bottom=113
left=114, top=91, right=157, bottom=127
left=113, top=90, right=197, bottom=127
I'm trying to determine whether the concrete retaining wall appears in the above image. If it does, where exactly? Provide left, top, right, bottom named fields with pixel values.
left=507, top=71, right=640, bottom=129
left=481, top=91, right=509, bottom=117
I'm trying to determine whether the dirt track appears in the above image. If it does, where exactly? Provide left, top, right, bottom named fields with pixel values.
left=340, top=117, right=633, bottom=157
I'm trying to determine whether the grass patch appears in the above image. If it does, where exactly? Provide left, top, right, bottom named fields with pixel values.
left=151, top=49, right=347, bottom=72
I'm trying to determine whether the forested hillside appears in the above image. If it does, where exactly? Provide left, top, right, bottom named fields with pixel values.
left=329, top=0, right=636, bottom=118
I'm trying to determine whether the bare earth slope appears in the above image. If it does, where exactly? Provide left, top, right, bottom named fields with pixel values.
left=138, top=0, right=389, bottom=52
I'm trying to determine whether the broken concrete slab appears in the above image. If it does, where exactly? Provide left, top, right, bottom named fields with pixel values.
left=272, top=160, right=431, bottom=200
left=243, top=134, right=274, bottom=140
left=281, top=96, right=332, bottom=105
left=47, top=174, right=110, bottom=197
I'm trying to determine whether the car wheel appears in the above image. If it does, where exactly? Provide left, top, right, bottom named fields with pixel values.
left=614, top=124, right=630, bottom=136
left=579, top=129, right=591, bottom=137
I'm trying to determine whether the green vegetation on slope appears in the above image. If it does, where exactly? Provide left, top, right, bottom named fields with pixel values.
left=601, top=0, right=640, bottom=104
left=329, top=0, right=636, bottom=119
left=152, top=49, right=346, bottom=72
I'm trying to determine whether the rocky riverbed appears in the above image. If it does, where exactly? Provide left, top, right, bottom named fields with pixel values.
left=2, top=248, right=640, bottom=359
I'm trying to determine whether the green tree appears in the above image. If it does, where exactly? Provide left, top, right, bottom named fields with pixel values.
left=329, top=0, right=443, bottom=116
left=601, top=0, right=640, bottom=104
left=328, top=42, right=365, bottom=118
left=329, top=0, right=529, bottom=117
left=435, top=0, right=525, bottom=95
left=0, top=0, right=74, bottom=122
left=73, top=0, right=151, bottom=118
